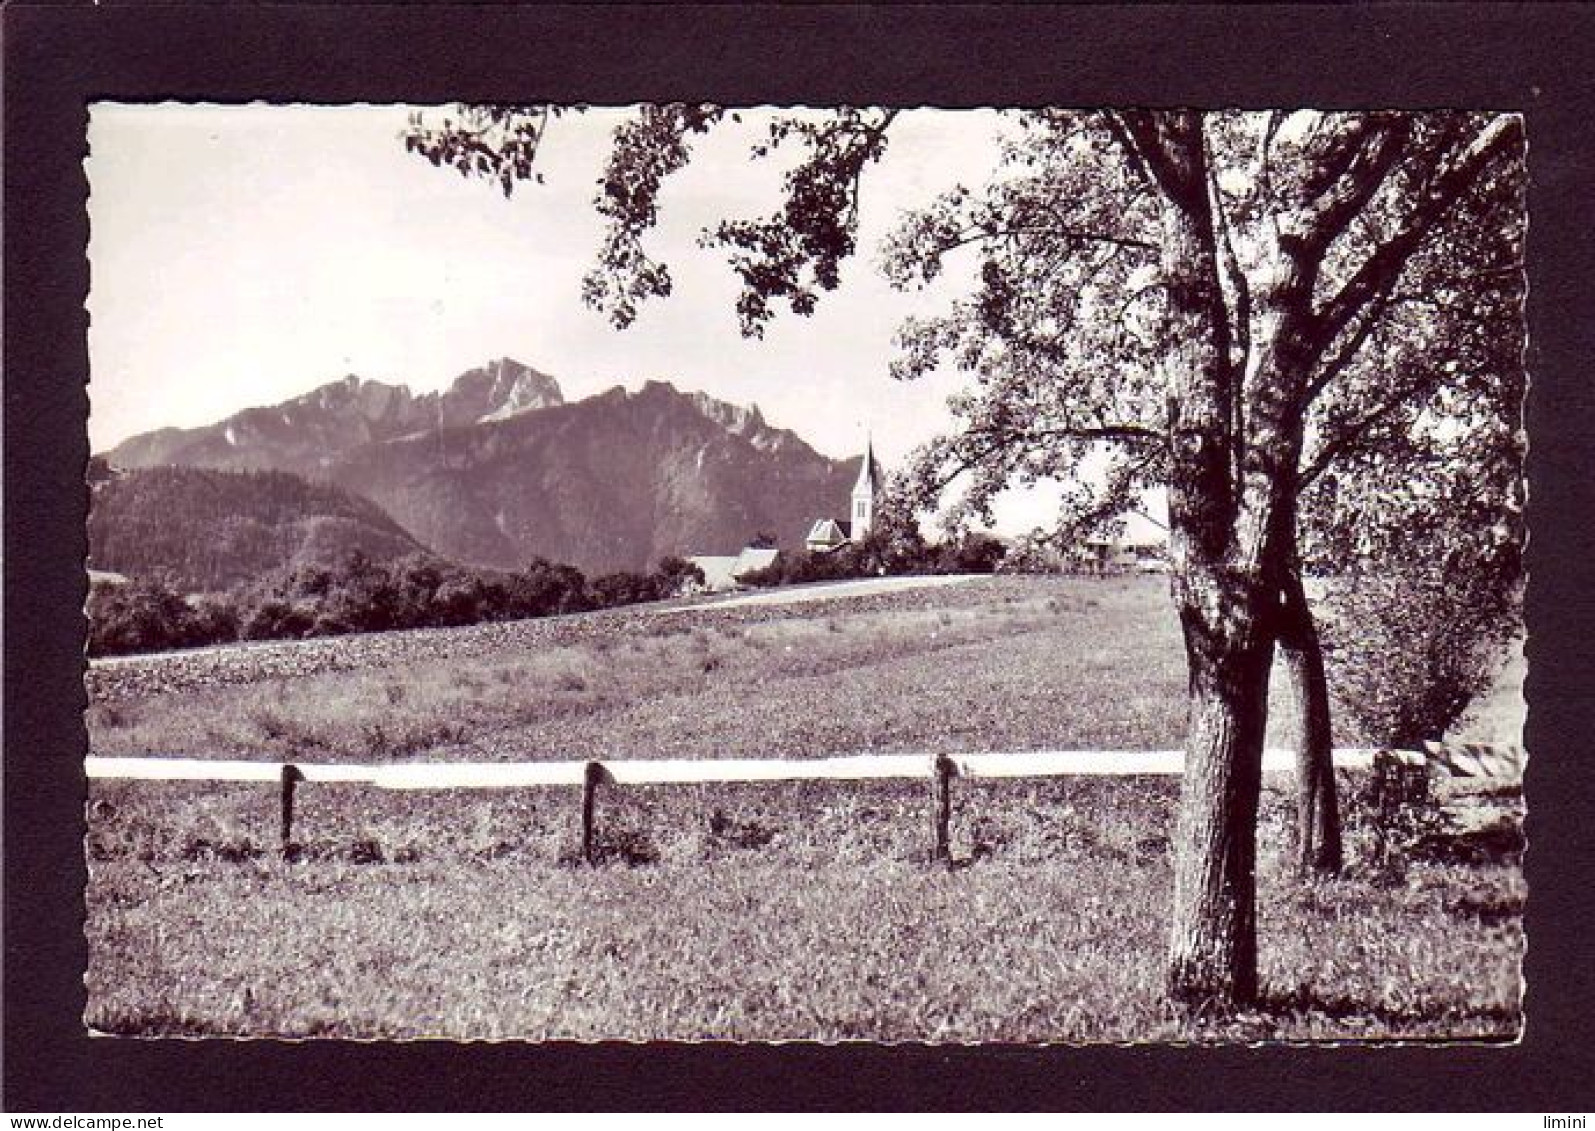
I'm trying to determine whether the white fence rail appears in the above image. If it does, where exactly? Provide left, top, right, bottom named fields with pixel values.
left=88, top=747, right=1415, bottom=787
left=86, top=744, right=1519, bottom=864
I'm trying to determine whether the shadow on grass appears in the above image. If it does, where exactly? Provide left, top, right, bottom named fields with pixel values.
left=1444, top=890, right=1525, bottom=927
left=90, top=1007, right=235, bottom=1038
left=706, top=808, right=778, bottom=852
left=1412, top=819, right=1524, bottom=866
left=556, top=826, right=661, bottom=867
left=1167, top=986, right=1520, bottom=1042
left=1255, top=986, right=1521, bottom=1037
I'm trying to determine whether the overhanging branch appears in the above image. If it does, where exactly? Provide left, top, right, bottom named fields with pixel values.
left=1314, top=115, right=1521, bottom=346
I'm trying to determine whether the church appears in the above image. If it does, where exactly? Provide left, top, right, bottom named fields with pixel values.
left=804, top=438, right=883, bottom=554
left=685, top=440, right=885, bottom=592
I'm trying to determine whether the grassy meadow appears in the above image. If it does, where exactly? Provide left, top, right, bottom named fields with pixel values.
left=83, top=575, right=1526, bottom=1041
left=86, top=577, right=1194, bottom=762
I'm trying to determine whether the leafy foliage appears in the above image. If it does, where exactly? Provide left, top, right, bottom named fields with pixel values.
left=405, top=104, right=898, bottom=337
left=403, top=105, right=567, bottom=198
left=878, top=111, right=1526, bottom=552
left=1341, top=752, right=1449, bottom=882
left=1297, top=151, right=1526, bottom=747
left=936, top=531, right=1009, bottom=574
left=583, top=104, right=725, bottom=329
left=882, top=112, right=1168, bottom=536
left=1320, top=564, right=1519, bottom=748
left=86, top=548, right=706, bottom=658
left=737, top=528, right=1006, bottom=589
left=700, top=109, right=898, bottom=336
left=652, top=556, right=707, bottom=597
left=87, top=581, right=231, bottom=657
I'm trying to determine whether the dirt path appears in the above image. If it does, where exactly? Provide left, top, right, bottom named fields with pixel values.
left=675, top=574, right=982, bottom=612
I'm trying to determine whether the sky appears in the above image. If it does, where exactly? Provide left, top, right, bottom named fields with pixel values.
left=85, top=103, right=1165, bottom=538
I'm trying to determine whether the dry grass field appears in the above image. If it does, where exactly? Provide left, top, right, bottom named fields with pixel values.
left=83, top=575, right=1526, bottom=1042
left=86, top=577, right=1193, bottom=762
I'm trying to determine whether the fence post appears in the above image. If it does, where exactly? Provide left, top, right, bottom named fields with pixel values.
left=280, top=764, right=304, bottom=860
left=930, top=753, right=955, bottom=864
left=581, top=760, right=605, bottom=864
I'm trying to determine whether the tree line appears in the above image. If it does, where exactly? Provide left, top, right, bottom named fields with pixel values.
left=86, top=551, right=704, bottom=658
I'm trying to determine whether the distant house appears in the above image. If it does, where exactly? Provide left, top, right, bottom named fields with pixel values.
left=1077, top=536, right=1167, bottom=573
left=686, top=546, right=781, bottom=593
left=804, top=438, right=883, bottom=554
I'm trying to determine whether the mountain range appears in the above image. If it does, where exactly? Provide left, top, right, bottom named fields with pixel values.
left=106, top=358, right=566, bottom=475
left=101, top=359, right=863, bottom=576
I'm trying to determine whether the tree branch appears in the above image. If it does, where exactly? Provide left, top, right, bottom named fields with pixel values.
left=1108, top=111, right=1199, bottom=203
left=1314, top=115, right=1521, bottom=345
left=1205, top=150, right=1250, bottom=370
left=932, top=222, right=1156, bottom=260
left=1299, top=386, right=1423, bottom=487
left=1294, top=115, right=1412, bottom=255
left=1022, top=423, right=1168, bottom=446
left=1101, top=110, right=1155, bottom=187
left=1303, top=285, right=1394, bottom=406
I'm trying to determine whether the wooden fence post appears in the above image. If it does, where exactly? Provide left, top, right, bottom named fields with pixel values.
left=280, top=764, right=304, bottom=860
left=581, top=760, right=605, bottom=864
left=931, top=753, right=955, bottom=863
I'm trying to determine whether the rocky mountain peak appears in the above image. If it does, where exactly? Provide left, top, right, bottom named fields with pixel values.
left=442, top=357, right=565, bottom=425
left=627, top=380, right=791, bottom=454
left=686, top=388, right=766, bottom=436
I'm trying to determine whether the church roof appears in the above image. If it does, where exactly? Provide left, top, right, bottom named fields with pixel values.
left=805, top=518, right=851, bottom=547
left=852, top=436, right=882, bottom=495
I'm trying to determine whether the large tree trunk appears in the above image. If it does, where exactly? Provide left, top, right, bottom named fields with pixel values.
left=1234, top=179, right=1340, bottom=881
left=1278, top=568, right=1343, bottom=875
left=1112, top=110, right=1515, bottom=1009
left=1120, top=111, right=1278, bottom=1007
left=1166, top=572, right=1275, bottom=1004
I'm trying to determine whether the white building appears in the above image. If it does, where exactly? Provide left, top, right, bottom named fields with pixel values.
left=686, top=546, right=781, bottom=593
left=804, top=438, right=883, bottom=553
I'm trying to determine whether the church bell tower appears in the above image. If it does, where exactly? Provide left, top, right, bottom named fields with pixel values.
left=850, top=435, right=882, bottom=540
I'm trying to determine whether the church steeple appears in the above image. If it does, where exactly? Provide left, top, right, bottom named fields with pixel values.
left=850, top=434, right=881, bottom=539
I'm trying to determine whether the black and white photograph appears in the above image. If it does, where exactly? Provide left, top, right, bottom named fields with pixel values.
left=79, top=102, right=1528, bottom=1044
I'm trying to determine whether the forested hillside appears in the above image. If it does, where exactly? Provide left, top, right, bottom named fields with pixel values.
left=87, top=465, right=429, bottom=591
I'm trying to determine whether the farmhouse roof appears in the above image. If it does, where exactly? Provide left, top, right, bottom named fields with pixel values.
left=688, top=555, right=742, bottom=591
left=732, top=546, right=780, bottom=576
left=689, top=546, right=783, bottom=591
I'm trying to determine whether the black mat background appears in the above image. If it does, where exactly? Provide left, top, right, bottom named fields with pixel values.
left=6, top=2, right=1593, bottom=1112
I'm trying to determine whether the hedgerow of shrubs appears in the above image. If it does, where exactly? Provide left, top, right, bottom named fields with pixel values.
left=86, top=552, right=706, bottom=658
left=86, top=583, right=240, bottom=657
left=739, top=528, right=1007, bottom=588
